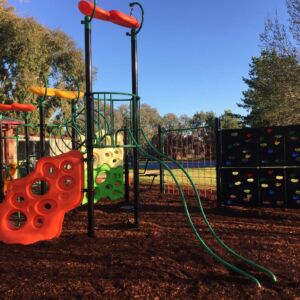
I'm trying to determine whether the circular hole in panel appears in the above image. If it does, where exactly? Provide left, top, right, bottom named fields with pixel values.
left=96, top=172, right=107, bottom=185
left=105, top=184, right=112, bottom=190
left=16, top=196, right=25, bottom=203
left=31, top=180, right=49, bottom=196
left=43, top=163, right=57, bottom=178
left=112, top=159, right=117, bottom=163
left=114, top=181, right=121, bottom=187
left=38, top=199, right=57, bottom=214
left=63, top=162, right=73, bottom=171
left=45, top=203, right=52, bottom=210
left=58, top=177, right=74, bottom=191
left=8, top=211, right=27, bottom=230
left=13, top=195, right=27, bottom=208
left=105, top=152, right=110, bottom=157
left=114, top=149, right=119, bottom=154
left=34, top=216, right=44, bottom=228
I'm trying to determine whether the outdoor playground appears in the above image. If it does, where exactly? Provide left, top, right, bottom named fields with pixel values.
left=0, top=0, right=299, bottom=299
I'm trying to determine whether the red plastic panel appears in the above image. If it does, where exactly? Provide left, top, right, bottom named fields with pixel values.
left=12, top=103, right=36, bottom=112
left=78, top=0, right=140, bottom=29
left=0, top=150, right=84, bottom=245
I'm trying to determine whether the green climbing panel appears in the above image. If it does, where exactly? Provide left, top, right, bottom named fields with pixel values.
left=82, top=164, right=124, bottom=205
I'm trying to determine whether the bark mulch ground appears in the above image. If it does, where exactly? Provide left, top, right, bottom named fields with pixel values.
left=0, top=185, right=299, bottom=299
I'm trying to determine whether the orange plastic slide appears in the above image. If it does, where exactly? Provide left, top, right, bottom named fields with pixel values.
left=78, top=0, right=140, bottom=29
left=0, top=150, right=84, bottom=245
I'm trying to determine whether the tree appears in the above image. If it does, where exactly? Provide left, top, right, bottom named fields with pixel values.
left=140, top=103, right=161, bottom=140
left=260, top=16, right=296, bottom=56
left=161, top=113, right=180, bottom=130
left=189, top=111, right=215, bottom=129
left=189, top=111, right=207, bottom=127
left=220, top=109, right=241, bottom=129
left=179, top=114, right=191, bottom=128
left=238, top=50, right=300, bottom=127
left=287, top=0, right=300, bottom=44
left=0, top=1, right=85, bottom=126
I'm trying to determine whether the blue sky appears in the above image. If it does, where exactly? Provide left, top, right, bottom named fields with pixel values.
left=9, top=0, right=289, bottom=117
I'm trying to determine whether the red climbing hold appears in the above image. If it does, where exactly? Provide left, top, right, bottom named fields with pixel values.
left=78, top=0, right=140, bottom=29
left=12, top=103, right=36, bottom=112
left=109, top=10, right=140, bottom=29
left=0, top=104, right=12, bottom=111
left=0, top=150, right=84, bottom=245
left=78, top=0, right=111, bottom=21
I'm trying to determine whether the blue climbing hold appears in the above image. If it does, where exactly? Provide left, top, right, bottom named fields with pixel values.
left=268, top=189, right=275, bottom=196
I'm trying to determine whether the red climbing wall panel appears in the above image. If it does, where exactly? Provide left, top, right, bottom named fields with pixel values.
left=0, top=150, right=84, bottom=245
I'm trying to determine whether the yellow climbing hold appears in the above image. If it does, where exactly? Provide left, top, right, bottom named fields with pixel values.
left=291, top=178, right=299, bottom=183
left=232, top=171, right=239, bottom=176
left=276, top=176, right=284, bottom=180
left=29, top=86, right=57, bottom=97
left=247, top=178, right=254, bottom=183
left=55, top=90, right=84, bottom=100
left=234, top=181, right=241, bottom=186
left=261, top=183, right=269, bottom=188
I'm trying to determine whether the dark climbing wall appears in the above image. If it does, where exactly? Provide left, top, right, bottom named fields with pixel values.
left=286, top=125, right=300, bottom=166
left=286, top=168, right=300, bottom=207
left=259, top=168, right=285, bottom=207
left=221, top=129, right=257, bottom=167
left=258, top=128, right=285, bottom=166
left=218, top=124, right=300, bottom=208
left=220, top=168, right=258, bottom=206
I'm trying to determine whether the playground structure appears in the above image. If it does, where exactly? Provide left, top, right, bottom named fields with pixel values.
left=0, top=0, right=279, bottom=287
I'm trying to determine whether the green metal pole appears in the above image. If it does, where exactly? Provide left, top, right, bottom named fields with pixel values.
left=130, top=28, right=140, bottom=227
left=83, top=16, right=95, bottom=237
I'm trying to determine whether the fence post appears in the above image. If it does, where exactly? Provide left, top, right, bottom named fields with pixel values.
left=24, top=112, right=30, bottom=175
left=124, top=126, right=130, bottom=203
left=215, top=118, right=222, bottom=207
left=158, top=125, right=164, bottom=194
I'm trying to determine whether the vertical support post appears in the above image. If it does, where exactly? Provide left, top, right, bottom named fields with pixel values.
left=158, top=125, right=164, bottom=194
left=215, top=118, right=222, bottom=207
left=83, top=16, right=95, bottom=237
left=131, top=28, right=139, bottom=227
left=38, top=96, right=46, bottom=195
left=71, top=101, right=77, bottom=150
left=38, top=97, right=45, bottom=159
left=0, top=114, right=4, bottom=202
left=24, top=112, right=30, bottom=175
left=124, top=126, right=130, bottom=203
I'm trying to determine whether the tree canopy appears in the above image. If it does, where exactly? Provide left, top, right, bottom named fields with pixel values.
left=0, top=0, right=85, bottom=125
